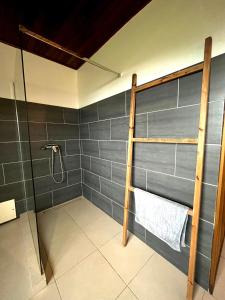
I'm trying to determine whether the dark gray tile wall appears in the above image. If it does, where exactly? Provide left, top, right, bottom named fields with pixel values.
left=79, top=53, right=225, bottom=290
left=0, top=98, right=82, bottom=216
left=0, top=98, right=28, bottom=216
left=21, top=101, right=82, bottom=211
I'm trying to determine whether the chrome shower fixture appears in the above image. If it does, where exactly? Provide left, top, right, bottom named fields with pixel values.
left=40, top=144, right=59, bottom=152
left=40, top=144, right=64, bottom=183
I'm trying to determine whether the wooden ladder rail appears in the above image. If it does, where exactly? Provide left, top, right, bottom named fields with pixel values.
left=187, top=37, right=212, bottom=300
left=122, top=37, right=212, bottom=300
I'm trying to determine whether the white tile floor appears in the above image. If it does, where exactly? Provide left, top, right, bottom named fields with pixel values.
left=1, top=196, right=225, bottom=299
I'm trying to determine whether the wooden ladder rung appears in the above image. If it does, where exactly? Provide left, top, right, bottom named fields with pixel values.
left=135, top=63, right=204, bottom=92
left=132, top=138, right=198, bottom=144
left=128, top=185, right=193, bottom=216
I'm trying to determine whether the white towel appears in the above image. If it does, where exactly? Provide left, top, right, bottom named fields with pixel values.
left=134, top=188, right=189, bottom=252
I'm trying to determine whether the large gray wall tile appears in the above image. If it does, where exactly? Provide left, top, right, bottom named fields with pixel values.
left=135, top=114, right=148, bottom=138
left=66, top=140, right=80, bottom=155
left=63, top=108, right=79, bottom=124
left=0, top=165, right=4, bottom=185
left=91, top=157, right=111, bottom=179
left=186, top=219, right=213, bottom=258
left=28, top=141, right=51, bottom=160
left=82, top=140, right=99, bottom=157
left=3, top=162, right=23, bottom=183
left=90, top=120, right=110, bottom=140
left=0, top=121, right=18, bottom=142
left=148, top=106, right=199, bottom=139
left=82, top=183, right=92, bottom=201
left=79, top=124, right=90, bottom=139
left=134, top=143, right=175, bottom=175
left=53, top=183, right=82, bottom=205
left=34, top=173, right=68, bottom=195
left=80, top=103, right=98, bottom=123
left=111, top=117, right=128, bottom=140
left=112, top=162, right=126, bottom=186
left=15, top=200, right=27, bottom=217
left=0, top=98, right=16, bottom=120
left=27, top=103, right=64, bottom=123
left=83, top=170, right=100, bottom=191
left=54, top=155, right=80, bottom=172
left=47, top=123, right=79, bottom=140
left=99, top=141, right=126, bottom=164
left=92, top=190, right=112, bottom=216
left=206, top=101, right=224, bottom=144
left=112, top=202, right=146, bottom=242
left=179, top=72, right=202, bottom=107
left=20, top=122, right=47, bottom=141
left=98, top=92, right=125, bottom=120
left=127, top=80, right=178, bottom=114
left=81, top=155, right=91, bottom=170
left=210, top=54, right=225, bottom=101
left=68, top=169, right=82, bottom=185
left=0, top=142, right=21, bottom=163
left=147, top=171, right=216, bottom=223
left=0, top=181, right=25, bottom=202
left=176, top=144, right=221, bottom=185
left=101, top=178, right=124, bottom=205
left=35, top=192, right=52, bottom=212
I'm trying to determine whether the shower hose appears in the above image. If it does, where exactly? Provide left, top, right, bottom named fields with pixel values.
left=51, top=146, right=64, bottom=184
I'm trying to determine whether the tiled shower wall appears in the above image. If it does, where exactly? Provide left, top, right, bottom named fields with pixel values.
left=0, top=99, right=82, bottom=214
left=0, top=98, right=28, bottom=215
left=79, top=53, right=225, bottom=290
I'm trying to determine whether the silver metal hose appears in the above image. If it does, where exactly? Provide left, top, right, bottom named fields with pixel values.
left=51, top=146, right=64, bottom=184
left=40, top=144, right=64, bottom=183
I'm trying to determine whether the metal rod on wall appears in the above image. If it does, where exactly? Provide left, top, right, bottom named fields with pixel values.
left=19, top=25, right=121, bottom=77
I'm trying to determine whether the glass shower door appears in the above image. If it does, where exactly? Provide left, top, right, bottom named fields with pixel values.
left=14, top=47, right=41, bottom=271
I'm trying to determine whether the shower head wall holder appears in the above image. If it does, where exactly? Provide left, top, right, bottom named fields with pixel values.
left=40, top=144, right=59, bottom=152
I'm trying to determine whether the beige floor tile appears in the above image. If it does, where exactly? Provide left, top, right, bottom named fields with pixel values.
left=100, top=234, right=154, bottom=284
left=63, top=197, right=104, bottom=227
left=0, top=247, right=33, bottom=300
left=203, top=292, right=216, bottom=299
left=46, top=228, right=96, bottom=278
left=57, top=251, right=125, bottom=300
left=212, top=257, right=225, bottom=300
left=221, top=242, right=225, bottom=259
left=0, top=221, right=33, bottom=300
left=129, top=253, right=204, bottom=300
left=83, top=214, right=122, bottom=248
left=30, top=283, right=61, bottom=300
left=117, top=287, right=138, bottom=300
left=38, top=207, right=78, bottom=245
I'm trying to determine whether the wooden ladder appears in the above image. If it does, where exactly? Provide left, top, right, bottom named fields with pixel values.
left=122, top=37, right=212, bottom=300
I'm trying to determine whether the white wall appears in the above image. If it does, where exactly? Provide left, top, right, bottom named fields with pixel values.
left=23, top=51, right=78, bottom=108
left=0, top=43, right=17, bottom=99
left=0, top=42, right=79, bottom=108
left=78, top=0, right=225, bottom=108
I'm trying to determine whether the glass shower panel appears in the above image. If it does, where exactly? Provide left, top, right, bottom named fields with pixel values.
left=14, top=48, right=41, bottom=271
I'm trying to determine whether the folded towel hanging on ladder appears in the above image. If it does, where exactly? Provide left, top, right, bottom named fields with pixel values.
left=134, top=188, right=189, bottom=252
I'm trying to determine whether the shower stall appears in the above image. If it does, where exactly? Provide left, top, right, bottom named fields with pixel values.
left=0, top=34, right=82, bottom=297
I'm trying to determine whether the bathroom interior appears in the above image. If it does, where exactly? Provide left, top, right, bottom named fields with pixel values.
left=0, top=1, right=225, bottom=300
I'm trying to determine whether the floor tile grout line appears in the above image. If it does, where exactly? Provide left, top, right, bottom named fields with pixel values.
left=53, top=247, right=98, bottom=282
left=126, top=251, right=156, bottom=287
left=60, top=199, right=130, bottom=287
left=98, top=249, right=129, bottom=288
left=97, top=229, right=155, bottom=291
left=54, top=279, right=63, bottom=300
